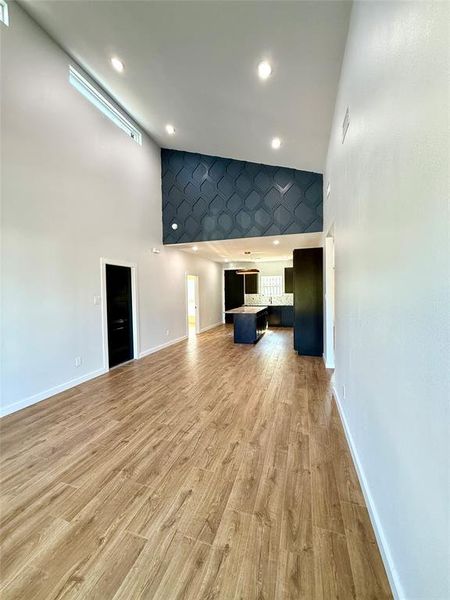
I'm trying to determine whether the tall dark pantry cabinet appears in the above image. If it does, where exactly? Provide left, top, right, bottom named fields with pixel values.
left=293, top=248, right=323, bottom=356
left=224, top=270, right=244, bottom=324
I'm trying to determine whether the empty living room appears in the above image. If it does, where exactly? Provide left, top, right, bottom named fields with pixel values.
left=0, top=1, right=449, bottom=599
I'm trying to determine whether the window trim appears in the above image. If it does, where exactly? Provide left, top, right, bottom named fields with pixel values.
left=0, top=0, right=9, bottom=26
left=69, top=65, right=142, bottom=145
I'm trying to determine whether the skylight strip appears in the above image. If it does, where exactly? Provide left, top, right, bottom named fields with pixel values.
left=69, top=65, right=142, bottom=145
left=0, top=0, right=9, bottom=26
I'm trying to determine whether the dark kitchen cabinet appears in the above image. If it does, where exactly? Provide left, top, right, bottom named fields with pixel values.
left=267, top=306, right=282, bottom=326
left=284, top=267, right=293, bottom=293
left=293, top=248, right=323, bottom=356
left=281, top=306, right=294, bottom=327
left=244, top=273, right=258, bottom=294
left=265, top=306, right=293, bottom=327
left=224, top=270, right=244, bottom=324
left=232, top=309, right=267, bottom=344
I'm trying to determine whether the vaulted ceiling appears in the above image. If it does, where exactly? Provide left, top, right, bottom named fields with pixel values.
left=20, top=0, right=351, bottom=173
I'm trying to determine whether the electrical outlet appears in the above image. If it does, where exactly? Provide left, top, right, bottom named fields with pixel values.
left=166, top=330, right=170, bottom=337
left=342, top=384, right=346, bottom=399
left=93, top=295, right=101, bottom=306
left=75, top=356, right=82, bottom=367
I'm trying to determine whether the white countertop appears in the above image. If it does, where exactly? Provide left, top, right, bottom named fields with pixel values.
left=225, top=306, right=268, bottom=314
left=244, top=304, right=293, bottom=307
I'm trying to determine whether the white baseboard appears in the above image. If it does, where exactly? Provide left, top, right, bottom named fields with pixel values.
left=0, top=367, right=107, bottom=418
left=1, top=334, right=192, bottom=418
left=332, top=385, right=403, bottom=600
left=200, top=321, right=224, bottom=333
left=139, top=335, right=188, bottom=359
left=323, top=353, right=335, bottom=369
left=2, top=322, right=229, bottom=417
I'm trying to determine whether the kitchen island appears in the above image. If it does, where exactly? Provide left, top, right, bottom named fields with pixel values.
left=243, top=304, right=294, bottom=327
left=225, top=306, right=268, bottom=344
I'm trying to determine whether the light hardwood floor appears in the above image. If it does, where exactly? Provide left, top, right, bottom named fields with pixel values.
left=0, top=326, right=392, bottom=599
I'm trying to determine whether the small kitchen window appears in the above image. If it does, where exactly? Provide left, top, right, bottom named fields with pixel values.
left=260, top=275, right=283, bottom=297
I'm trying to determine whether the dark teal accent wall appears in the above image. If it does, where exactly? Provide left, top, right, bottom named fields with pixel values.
left=162, top=149, right=323, bottom=244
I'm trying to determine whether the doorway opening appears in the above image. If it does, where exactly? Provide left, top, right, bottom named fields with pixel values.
left=186, top=274, right=200, bottom=336
left=101, top=259, right=138, bottom=369
left=324, top=234, right=335, bottom=368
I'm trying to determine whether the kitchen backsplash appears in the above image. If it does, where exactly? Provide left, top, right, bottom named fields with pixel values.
left=245, top=294, right=293, bottom=306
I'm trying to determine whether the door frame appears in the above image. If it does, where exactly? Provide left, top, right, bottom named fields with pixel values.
left=185, top=273, right=200, bottom=335
left=324, top=232, right=335, bottom=369
left=100, top=257, right=139, bottom=370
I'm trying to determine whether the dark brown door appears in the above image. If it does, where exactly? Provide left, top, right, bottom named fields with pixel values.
left=106, top=264, right=134, bottom=368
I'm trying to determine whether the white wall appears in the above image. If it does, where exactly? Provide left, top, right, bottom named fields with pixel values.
left=324, top=2, right=449, bottom=598
left=0, top=3, right=223, bottom=416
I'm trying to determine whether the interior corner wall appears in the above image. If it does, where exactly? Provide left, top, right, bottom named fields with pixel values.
left=324, top=2, right=449, bottom=598
left=0, top=3, right=223, bottom=416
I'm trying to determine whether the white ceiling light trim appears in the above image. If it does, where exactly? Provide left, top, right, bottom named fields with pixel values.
left=257, top=60, right=272, bottom=80
left=271, top=137, right=281, bottom=149
left=165, top=124, right=176, bottom=135
left=110, top=56, right=124, bottom=72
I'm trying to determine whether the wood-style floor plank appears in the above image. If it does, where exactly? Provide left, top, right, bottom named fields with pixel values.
left=0, top=326, right=392, bottom=599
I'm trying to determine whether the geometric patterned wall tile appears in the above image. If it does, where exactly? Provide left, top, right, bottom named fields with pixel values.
left=162, top=149, right=323, bottom=244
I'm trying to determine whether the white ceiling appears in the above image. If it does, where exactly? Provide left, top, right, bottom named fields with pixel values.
left=20, top=0, right=351, bottom=173
left=170, top=232, right=322, bottom=263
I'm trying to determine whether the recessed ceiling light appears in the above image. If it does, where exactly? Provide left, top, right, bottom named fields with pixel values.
left=224, top=259, right=229, bottom=263
left=171, top=223, right=178, bottom=230
left=273, top=240, right=280, bottom=245
left=271, top=137, right=281, bottom=150
left=165, top=124, right=176, bottom=135
left=192, top=246, right=198, bottom=251
left=258, top=61, right=272, bottom=80
left=110, top=57, right=124, bottom=73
